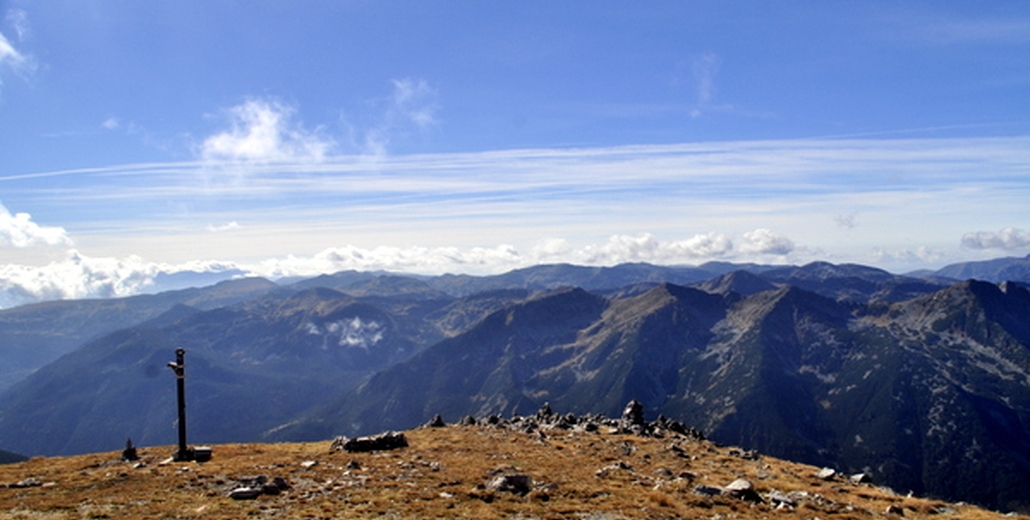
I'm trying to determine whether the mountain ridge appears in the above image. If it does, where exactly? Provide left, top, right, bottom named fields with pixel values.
left=3, top=259, right=1030, bottom=510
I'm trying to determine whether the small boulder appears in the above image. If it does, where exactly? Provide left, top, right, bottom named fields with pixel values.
left=693, top=484, right=723, bottom=497
left=337, top=431, right=409, bottom=453
left=621, top=400, right=645, bottom=426
left=486, top=474, right=533, bottom=495
left=885, top=504, right=905, bottom=516
left=849, top=472, right=872, bottom=484
left=229, top=487, right=262, bottom=500
left=723, top=478, right=761, bottom=502
left=815, top=467, right=836, bottom=480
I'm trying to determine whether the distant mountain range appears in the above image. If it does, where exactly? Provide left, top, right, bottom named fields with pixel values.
left=1, top=256, right=1029, bottom=510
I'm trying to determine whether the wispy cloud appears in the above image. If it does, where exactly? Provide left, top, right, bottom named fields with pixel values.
left=834, top=213, right=857, bottom=230
left=961, top=228, right=1030, bottom=251
left=0, top=204, right=72, bottom=248
left=362, top=78, right=439, bottom=156
left=2, top=135, right=1028, bottom=307
left=690, top=53, right=718, bottom=118
left=0, top=9, right=35, bottom=90
left=916, top=18, right=1030, bottom=45
left=201, top=98, right=334, bottom=163
left=4, top=9, right=29, bottom=41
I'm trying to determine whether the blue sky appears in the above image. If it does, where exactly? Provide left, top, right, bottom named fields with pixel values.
left=1, top=1, right=1029, bottom=306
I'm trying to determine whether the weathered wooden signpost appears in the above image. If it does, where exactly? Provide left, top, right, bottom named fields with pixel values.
left=167, top=348, right=190, bottom=461
left=167, top=348, right=211, bottom=462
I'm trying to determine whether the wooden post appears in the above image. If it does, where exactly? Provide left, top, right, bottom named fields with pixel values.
left=167, top=348, right=190, bottom=461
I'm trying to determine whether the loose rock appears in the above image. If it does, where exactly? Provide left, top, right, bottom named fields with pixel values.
left=486, top=474, right=533, bottom=495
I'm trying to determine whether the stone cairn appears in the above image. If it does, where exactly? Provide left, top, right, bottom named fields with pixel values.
left=424, top=399, right=705, bottom=441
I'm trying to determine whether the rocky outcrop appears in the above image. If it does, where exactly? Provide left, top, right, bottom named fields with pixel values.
left=331, top=431, right=409, bottom=453
left=431, top=401, right=705, bottom=442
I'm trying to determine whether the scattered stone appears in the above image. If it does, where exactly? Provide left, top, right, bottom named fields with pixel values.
left=595, top=461, right=633, bottom=478
left=435, top=401, right=704, bottom=442
left=332, top=431, right=409, bottom=453
left=300, top=460, right=318, bottom=469
left=621, top=400, right=645, bottom=426
left=885, top=504, right=905, bottom=516
left=229, top=487, right=262, bottom=500
left=728, top=448, right=760, bottom=460
left=693, top=484, right=723, bottom=497
left=723, top=478, right=761, bottom=502
left=425, top=414, right=446, bottom=428
left=849, top=472, right=872, bottom=484
left=257, top=476, right=290, bottom=496
left=816, top=467, right=837, bottom=480
left=766, top=490, right=796, bottom=508
left=486, top=474, right=533, bottom=495
left=345, top=459, right=361, bottom=470
left=271, top=476, right=290, bottom=492
left=678, top=471, right=698, bottom=481
left=7, top=478, right=42, bottom=489
left=536, top=402, right=554, bottom=420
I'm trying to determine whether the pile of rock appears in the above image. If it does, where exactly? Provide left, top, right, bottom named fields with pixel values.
left=1, top=477, right=43, bottom=489
left=429, top=400, right=705, bottom=441
left=227, top=475, right=290, bottom=500
left=330, top=431, right=409, bottom=453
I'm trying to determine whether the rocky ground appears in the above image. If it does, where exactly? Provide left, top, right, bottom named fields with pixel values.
left=0, top=408, right=1023, bottom=519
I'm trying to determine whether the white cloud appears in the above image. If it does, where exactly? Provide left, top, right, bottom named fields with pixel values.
left=575, top=233, right=736, bottom=264
left=0, top=204, right=73, bottom=248
left=309, top=317, right=385, bottom=350
left=961, top=227, right=1030, bottom=251
left=206, top=221, right=241, bottom=233
left=870, top=246, right=946, bottom=265
left=0, top=31, right=25, bottom=68
left=201, top=99, right=334, bottom=162
left=0, top=251, right=158, bottom=308
left=255, top=243, right=524, bottom=279
left=739, top=228, right=794, bottom=255
left=249, top=231, right=779, bottom=280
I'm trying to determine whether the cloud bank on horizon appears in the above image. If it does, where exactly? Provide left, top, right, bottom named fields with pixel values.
left=1, top=2, right=1029, bottom=308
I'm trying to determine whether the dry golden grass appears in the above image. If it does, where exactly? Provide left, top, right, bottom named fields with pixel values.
left=0, top=425, right=1023, bottom=519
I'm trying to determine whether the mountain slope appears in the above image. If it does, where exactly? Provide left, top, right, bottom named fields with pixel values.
left=284, top=281, right=1030, bottom=511
left=0, top=278, right=278, bottom=392
left=932, top=254, right=1030, bottom=283
left=0, top=448, right=25, bottom=465
left=0, top=286, right=460, bottom=456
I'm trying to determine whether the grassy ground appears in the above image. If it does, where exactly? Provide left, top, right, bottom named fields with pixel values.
left=0, top=425, right=1022, bottom=519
